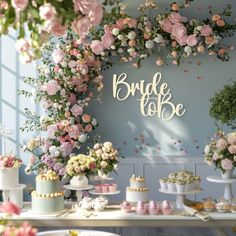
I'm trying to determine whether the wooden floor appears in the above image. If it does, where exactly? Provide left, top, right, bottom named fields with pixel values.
left=39, top=227, right=236, bottom=236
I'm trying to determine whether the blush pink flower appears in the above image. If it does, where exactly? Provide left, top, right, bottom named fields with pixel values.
left=68, top=60, right=77, bottom=68
left=101, top=33, right=114, bottom=49
left=187, top=34, right=198, bottom=46
left=201, top=25, right=213, bottom=37
left=68, top=93, right=77, bottom=105
left=39, top=3, right=57, bottom=21
left=0, top=202, right=20, bottom=215
left=70, top=104, right=83, bottom=117
left=3, top=222, right=37, bottom=236
left=60, top=142, right=73, bottom=157
left=177, top=35, right=188, bottom=46
left=160, top=18, right=172, bottom=33
left=42, top=80, right=60, bottom=96
left=221, top=158, right=233, bottom=170
left=168, top=12, right=187, bottom=24
left=11, top=0, right=28, bottom=11
left=90, top=40, right=104, bottom=55
left=73, top=0, right=97, bottom=14
left=68, top=125, right=80, bottom=138
left=50, top=19, right=67, bottom=36
left=47, top=124, right=58, bottom=138
left=228, top=145, right=236, bottom=154
left=72, top=16, right=91, bottom=39
left=15, top=38, right=30, bottom=52
left=227, top=132, right=236, bottom=145
left=216, top=138, right=228, bottom=151
left=52, top=48, right=64, bottom=64
left=89, top=4, right=103, bottom=26
left=171, top=23, right=187, bottom=39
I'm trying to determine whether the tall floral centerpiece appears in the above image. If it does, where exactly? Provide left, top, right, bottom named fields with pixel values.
left=204, top=130, right=236, bottom=179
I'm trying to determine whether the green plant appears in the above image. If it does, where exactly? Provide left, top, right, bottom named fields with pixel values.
left=209, top=80, right=236, bottom=129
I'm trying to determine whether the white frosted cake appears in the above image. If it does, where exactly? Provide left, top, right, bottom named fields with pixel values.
left=31, top=171, right=64, bottom=213
left=126, top=175, right=149, bottom=202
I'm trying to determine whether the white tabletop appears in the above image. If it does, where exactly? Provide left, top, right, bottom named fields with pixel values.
left=3, top=202, right=236, bottom=228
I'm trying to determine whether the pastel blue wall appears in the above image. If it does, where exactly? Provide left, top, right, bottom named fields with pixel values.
left=0, top=0, right=236, bottom=188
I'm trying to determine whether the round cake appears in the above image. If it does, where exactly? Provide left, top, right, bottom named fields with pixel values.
left=31, top=171, right=64, bottom=213
left=126, top=175, right=149, bottom=202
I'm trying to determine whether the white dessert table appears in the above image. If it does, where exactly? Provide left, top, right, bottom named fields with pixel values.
left=3, top=202, right=236, bottom=228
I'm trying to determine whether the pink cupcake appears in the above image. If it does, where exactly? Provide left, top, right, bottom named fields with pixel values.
left=101, top=184, right=108, bottom=193
left=161, top=200, right=174, bottom=215
left=95, top=185, right=102, bottom=193
left=136, top=201, right=147, bottom=215
left=108, top=184, right=117, bottom=192
left=120, top=201, right=132, bottom=213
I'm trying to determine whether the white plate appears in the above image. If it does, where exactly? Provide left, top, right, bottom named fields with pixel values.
left=64, top=185, right=94, bottom=191
left=37, top=230, right=120, bottom=236
left=89, top=190, right=120, bottom=195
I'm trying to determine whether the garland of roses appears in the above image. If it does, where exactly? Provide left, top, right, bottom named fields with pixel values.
left=20, top=1, right=236, bottom=176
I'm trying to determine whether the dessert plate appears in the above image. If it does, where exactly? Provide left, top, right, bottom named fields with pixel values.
left=89, top=190, right=120, bottom=195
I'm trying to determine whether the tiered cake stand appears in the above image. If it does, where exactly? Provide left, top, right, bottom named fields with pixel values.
left=159, top=188, right=202, bottom=209
left=89, top=176, right=120, bottom=201
left=64, top=184, right=94, bottom=201
left=207, top=176, right=236, bottom=200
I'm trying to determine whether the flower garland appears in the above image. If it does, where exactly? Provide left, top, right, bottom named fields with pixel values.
left=21, top=1, right=236, bottom=175
left=0, top=0, right=103, bottom=63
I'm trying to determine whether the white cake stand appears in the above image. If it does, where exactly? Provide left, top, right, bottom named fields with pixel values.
left=207, top=176, right=236, bottom=200
left=64, top=185, right=94, bottom=201
left=0, top=184, right=27, bottom=203
left=159, top=188, right=202, bottom=209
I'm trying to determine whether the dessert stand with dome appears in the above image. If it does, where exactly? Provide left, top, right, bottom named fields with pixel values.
left=207, top=175, right=236, bottom=200
left=159, top=188, right=202, bottom=209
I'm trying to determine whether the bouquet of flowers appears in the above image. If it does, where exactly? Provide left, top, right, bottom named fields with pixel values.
left=66, top=154, right=96, bottom=177
left=204, top=130, right=236, bottom=173
left=0, top=155, right=22, bottom=168
left=89, top=142, right=119, bottom=176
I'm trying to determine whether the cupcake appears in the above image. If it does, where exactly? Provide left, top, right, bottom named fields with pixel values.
left=185, top=179, right=194, bottom=192
left=161, top=200, right=174, bottom=215
left=216, top=198, right=231, bottom=213
left=175, top=179, right=185, bottom=193
left=159, top=178, right=168, bottom=190
left=167, top=179, right=176, bottom=192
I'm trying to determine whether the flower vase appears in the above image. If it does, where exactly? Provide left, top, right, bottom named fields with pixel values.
left=0, top=167, right=19, bottom=189
left=221, top=169, right=233, bottom=179
left=70, top=174, right=88, bottom=188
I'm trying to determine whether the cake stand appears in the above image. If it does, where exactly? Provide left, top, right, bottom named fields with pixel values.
left=207, top=176, right=236, bottom=200
left=159, top=188, right=202, bottom=209
left=64, top=185, right=94, bottom=201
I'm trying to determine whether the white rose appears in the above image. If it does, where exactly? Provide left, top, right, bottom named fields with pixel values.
left=153, top=34, right=164, bottom=43
left=93, top=143, right=100, bottom=150
left=145, top=40, right=154, bottom=49
left=196, top=25, right=203, bottom=31
left=204, top=145, right=210, bottom=154
left=95, top=149, right=102, bottom=157
left=91, top=118, right=97, bottom=126
left=101, top=153, right=109, bottom=160
left=104, top=142, right=112, bottom=148
left=100, top=161, right=108, bottom=168
left=112, top=28, right=120, bottom=36
left=117, top=34, right=124, bottom=40
left=49, top=146, right=57, bottom=154
left=184, top=46, right=192, bottom=55
left=127, top=31, right=136, bottom=40
left=78, top=134, right=87, bottom=143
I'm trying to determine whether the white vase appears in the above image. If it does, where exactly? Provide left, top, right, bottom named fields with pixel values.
left=0, top=167, right=19, bottom=189
left=221, top=169, right=233, bottom=179
left=70, top=174, right=88, bottom=188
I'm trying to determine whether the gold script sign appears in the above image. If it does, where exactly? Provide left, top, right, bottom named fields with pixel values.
left=113, top=72, right=186, bottom=120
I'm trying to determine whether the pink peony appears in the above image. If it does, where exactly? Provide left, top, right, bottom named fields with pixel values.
left=171, top=23, right=187, bottom=39
left=228, top=145, right=236, bottom=154
left=52, top=48, right=64, bottom=64
left=50, top=19, right=67, bottom=36
left=101, top=33, right=114, bottom=49
left=0, top=202, right=20, bottom=215
left=168, top=12, right=187, bottom=24
left=15, top=38, right=30, bottom=52
left=227, top=132, right=236, bottom=145
left=60, top=142, right=73, bottom=157
left=42, top=80, right=60, bottom=96
left=187, top=34, right=198, bottom=46
left=70, top=104, right=83, bottom=117
left=39, top=3, right=57, bottom=21
left=11, top=0, right=28, bottom=11
left=216, top=138, right=228, bottom=151
left=160, top=18, right=172, bottom=33
left=89, top=4, right=103, bottom=26
left=221, top=158, right=233, bottom=170
left=177, top=35, right=188, bottom=46
left=47, top=124, right=58, bottom=138
left=201, top=25, right=213, bottom=37
left=90, top=40, right=104, bottom=55
left=72, top=16, right=91, bottom=39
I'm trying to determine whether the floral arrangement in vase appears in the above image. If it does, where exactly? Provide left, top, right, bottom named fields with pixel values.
left=0, top=201, right=37, bottom=235
left=89, top=142, right=119, bottom=178
left=204, top=130, right=236, bottom=178
left=0, top=155, right=22, bottom=168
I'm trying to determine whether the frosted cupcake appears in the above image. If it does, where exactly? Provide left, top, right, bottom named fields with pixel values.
left=176, top=180, right=186, bottom=193
left=167, top=179, right=176, bottom=192
left=159, top=178, right=168, bottom=190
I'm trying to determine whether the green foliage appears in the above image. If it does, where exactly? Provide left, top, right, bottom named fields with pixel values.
left=209, top=80, right=236, bottom=129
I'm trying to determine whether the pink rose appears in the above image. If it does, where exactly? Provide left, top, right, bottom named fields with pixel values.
left=50, top=19, right=67, bottom=36
left=201, top=25, right=213, bottom=37
left=228, top=145, right=236, bottom=154
left=160, top=18, right=172, bottom=33
left=47, top=124, right=58, bottom=138
left=72, top=16, right=91, bottom=39
left=68, top=93, right=77, bottom=105
left=15, top=38, right=29, bottom=52
left=216, top=138, right=228, bottom=151
left=0, top=202, right=20, bottom=215
left=171, top=23, right=187, bottom=39
left=79, top=63, right=89, bottom=75
left=70, top=104, right=83, bottom=117
left=11, top=0, right=28, bottom=11
left=42, top=80, right=60, bottom=95
left=0, top=1, right=9, bottom=10
left=88, top=4, right=103, bottom=26
left=90, top=40, right=104, bottom=55
left=52, top=48, right=64, bottom=64
left=221, top=158, right=233, bottom=170
left=68, top=60, right=77, bottom=68
left=177, top=35, right=187, bottom=46
left=60, top=142, right=73, bottom=157
left=187, top=34, right=198, bottom=46
left=227, top=132, right=236, bottom=145
left=68, top=125, right=80, bottom=138
left=39, top=3, right=57, bottom=21
left=213, top=152, right=220, bottom=160
left=168, top=12, right=187, bottom=24
left=101, top=33, right=114, bottom=49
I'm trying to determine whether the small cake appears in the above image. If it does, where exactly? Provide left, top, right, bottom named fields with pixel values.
left=31, top=170, right=64, bottom=213
left=126, top=175, right=149, bottom=202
